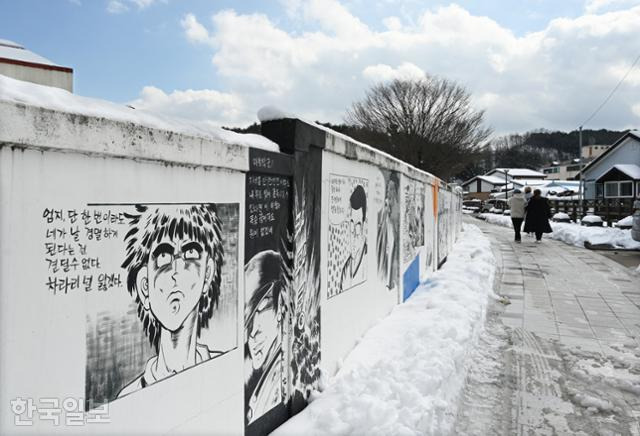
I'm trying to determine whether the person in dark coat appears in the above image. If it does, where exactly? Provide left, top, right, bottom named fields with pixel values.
left=523, top=189, right=552, bottom=242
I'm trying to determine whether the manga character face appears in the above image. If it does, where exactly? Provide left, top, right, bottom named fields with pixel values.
left=138, top=235, right=214, bottom=332
left=247, top=290, right=278, bottom=370
left=350, top=207, right=365, bottom=261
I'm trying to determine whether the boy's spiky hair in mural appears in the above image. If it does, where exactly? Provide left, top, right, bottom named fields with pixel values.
left=121, top=204, right=224, bottom=350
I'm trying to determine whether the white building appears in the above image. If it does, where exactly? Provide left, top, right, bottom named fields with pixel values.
left=485, top=168, right=547, bottom=181
left=582, top=132, right=640, bottom=200
left=0, top=39, right=73, bottom=92
left=540, top=159, right=581, bottom=180
left=461, top=175, right=506, bottom=200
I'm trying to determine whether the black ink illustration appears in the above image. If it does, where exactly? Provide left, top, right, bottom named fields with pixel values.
left=244, top=153, right=292, bottom=435
left=245, top=250, right=287, bottom=425
left=85, top=203, right=239, bottom=409
left=437, top=190, right=448, bottom=265
left=402, top=178, right=425, bottom=265
left=423, top=185, right=435, bottom=272
left=376, top=170, right=400, bottom=290
left=289, top=146, right=322, bottom=414
left=328, top=175, right=369, bottom=298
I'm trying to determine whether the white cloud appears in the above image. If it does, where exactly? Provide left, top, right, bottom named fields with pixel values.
left=585, top=0, right=640, bottom=13
left=362, top=62, right=425, bottom=82
left=107, top=0, right=128, bottom=13
left=166, top=2, right=640, bottom=133
left=181, top=13, right=212, bottom=44
left=129, top=86, right=248, bottom=126
left=106, top=0, right=161, bottom=13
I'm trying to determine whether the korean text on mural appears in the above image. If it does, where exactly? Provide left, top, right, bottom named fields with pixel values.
left=43, top=208, right=126, bottom=295
left=246, top=175, right=290, bottom=240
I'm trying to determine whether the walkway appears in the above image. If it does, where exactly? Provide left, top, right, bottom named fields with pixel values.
left=455, top=217, right=640, bottom=436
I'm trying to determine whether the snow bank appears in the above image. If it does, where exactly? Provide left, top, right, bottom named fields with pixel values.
left=478, top=213, right=640, bottom=249
left=273, top=224, right=496, bottom=436
left=581, top=214, right=603, bottom=225
left=552, top=212, right=571, bottom=221
left=0, top=74, right=279, bottom=152
left=615, top=216, right=633, bottom=227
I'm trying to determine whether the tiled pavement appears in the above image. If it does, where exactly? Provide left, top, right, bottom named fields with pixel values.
left=477, top=220, right=640, bottom=351
left=466, top=218, right=640, bottom=435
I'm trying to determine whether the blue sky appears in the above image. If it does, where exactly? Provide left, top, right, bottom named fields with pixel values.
left=1, top=0, right=639, bottom=133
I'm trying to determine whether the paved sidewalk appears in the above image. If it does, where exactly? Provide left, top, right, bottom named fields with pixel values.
left=461, top=217, right=640, bottom=436
left=484, top=221, right=640, bottom=350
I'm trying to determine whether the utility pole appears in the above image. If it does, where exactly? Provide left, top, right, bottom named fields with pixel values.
left=505, top=169, right=509, bottom=200
left=578, top=126, right=583, bottom=216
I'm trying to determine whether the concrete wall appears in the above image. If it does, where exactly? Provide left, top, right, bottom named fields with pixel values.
left=0, top=101, right=462, bottom=435
left=0, top=62, right=73, bottom=92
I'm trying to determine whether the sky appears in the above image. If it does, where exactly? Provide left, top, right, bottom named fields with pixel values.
left=1, top=0, right=640, bottom=136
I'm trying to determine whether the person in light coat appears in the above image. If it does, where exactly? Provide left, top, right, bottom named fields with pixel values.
left=507, top=189, right=526, bottom=242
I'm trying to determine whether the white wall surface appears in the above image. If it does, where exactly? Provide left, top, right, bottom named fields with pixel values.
left=320, top=151, right=400, bottom=377
left=0, top=63, right=73, bottom=92
left=0, top=146, right=245, bottom=435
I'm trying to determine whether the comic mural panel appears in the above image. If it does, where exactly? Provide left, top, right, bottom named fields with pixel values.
left=400, top=177, right=426, bottom=300
left=327, top=174, right=369, bottom=299
left=81, top=203, right=240, bottom=410
left=244, top=162, right=292, bottom=435
left=401, top=178, right=425, bottom=265
left=375, top=169, right=400, bottom=292
left=422, top=184, right=435, bottom=278
left=243, top=148, right=322, bottom=435
left=437, top=189, right=449, bottom=265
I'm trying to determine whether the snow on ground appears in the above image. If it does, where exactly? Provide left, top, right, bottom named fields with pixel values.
left=273, top=224, right=496, bottom=436
left=0, top=74, right=279, bottom=151
left=478, top=213, right=640, bottom=249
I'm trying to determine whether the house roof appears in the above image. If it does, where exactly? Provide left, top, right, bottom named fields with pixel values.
left=582, top=131, right=640, bottom=174
left=512, top=178, right=548, bottom=187
left=488, top=168, right=546, bottom=178
left=0, top=39, right=72, bottom=73
left=462, top=174, right=506, bottom=187
left=596, top=164, right=640, bottom=181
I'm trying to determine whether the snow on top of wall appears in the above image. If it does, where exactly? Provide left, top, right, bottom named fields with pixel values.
left=257, top=105, right=294, bottom=122
left=257, top=105, right=439, bottom=184
left=0, top=40, right=59, bottom=66
left=0, top=74, right=279, bottom=152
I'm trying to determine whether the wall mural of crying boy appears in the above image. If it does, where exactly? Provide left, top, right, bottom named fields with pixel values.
left=118, top=204, right=228, bottom=396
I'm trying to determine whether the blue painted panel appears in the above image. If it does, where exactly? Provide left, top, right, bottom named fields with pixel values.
left=402, top=255, right=420, bottom=301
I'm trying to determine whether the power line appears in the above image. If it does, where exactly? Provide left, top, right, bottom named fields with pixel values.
left=580, top=52, right=640, bottom=128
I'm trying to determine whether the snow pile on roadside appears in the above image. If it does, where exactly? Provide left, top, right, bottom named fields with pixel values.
left=0, top=74, right=280, bottom=151
left=615, top=216, right=633, bottom=227
left=273, top=224, right=496, bottom=436
left=480, top=213, right=513, bottom=228
left=478, top=213, right=640, bottom=249
left=551, top=222, right=640, bottom=249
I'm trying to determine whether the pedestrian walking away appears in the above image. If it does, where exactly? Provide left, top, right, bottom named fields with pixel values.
left=507, top=189, right=526, bottom=242
left=523, top=189, right=552, bottom=242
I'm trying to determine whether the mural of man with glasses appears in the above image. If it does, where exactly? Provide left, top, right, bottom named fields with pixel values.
left=244, top=250, right=287, bottom=425
left=339, top=184, right=368, bottom=291
left=118, top=204, right=225, bottom=397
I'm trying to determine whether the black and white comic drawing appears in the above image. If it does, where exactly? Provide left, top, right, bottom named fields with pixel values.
left=244, top=152, right=293, bottom=436
left=244, top=250, right=287, bottom=425
left=375, top=169, right=400, bottom=291
left=402, top=178, right=425, bottom=265
left=327, top=174, right=369, bottom=298
left=289, top=147, right=322, bottom=415
left=85, top=203, right=239, bottom=408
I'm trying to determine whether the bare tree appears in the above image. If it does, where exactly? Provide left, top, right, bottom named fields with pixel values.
left=345, top=77, right=492, bottom=180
